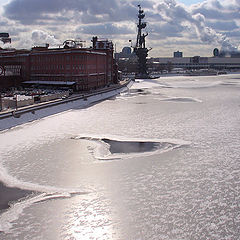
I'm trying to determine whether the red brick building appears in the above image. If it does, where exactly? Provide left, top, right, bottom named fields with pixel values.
left=0, top=48, right=29, bottom=90
left=0, top=37, right=117, bottom=91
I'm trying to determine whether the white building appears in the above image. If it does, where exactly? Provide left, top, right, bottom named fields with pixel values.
left=151, top=56, right=240, bottom=70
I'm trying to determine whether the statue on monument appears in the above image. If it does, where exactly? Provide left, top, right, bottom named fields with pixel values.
left=139, top=33, right=148, bottom=48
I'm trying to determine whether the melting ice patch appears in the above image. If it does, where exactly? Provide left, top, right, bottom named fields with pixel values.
left=118, top=88, right=151, bottom=100
left=0, top=190, right=88, bottom=233
left=157, top=79, right=222, bottom=89
left=118, top=78, right=165, bottom=100
left=0, top=158, right=89, bottom=233
left=133, top=79, right=160, bottom=89
left=159, top=96, right=202, bottom=103
left=220, top=80, right=240, bottom=86
left=72, top=135, right=190, bottom=161
left=0, top=191, right=85, bottom=233
left=118, top=87, right=167, bottom=101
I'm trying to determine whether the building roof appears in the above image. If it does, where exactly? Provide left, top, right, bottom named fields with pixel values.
left=30, top=48, right=107, bottom=56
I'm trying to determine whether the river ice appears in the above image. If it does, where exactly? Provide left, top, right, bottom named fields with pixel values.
left=0, top=74, right=240, bottom=239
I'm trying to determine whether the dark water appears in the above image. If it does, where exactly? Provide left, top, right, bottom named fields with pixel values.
left=102, top=138, right=159, bottom=153
left=0, top=182, right=33, bottom=211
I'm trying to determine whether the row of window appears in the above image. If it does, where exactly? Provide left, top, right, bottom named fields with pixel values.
left=31, top=64, right=108, bottom=72
left=30, top=54, right=106, bottom=63
left=30, top=54, right=87, bottom=62
left=32, top=75, right=106, bottom=82
left=31, top=64, right=87, bottom=71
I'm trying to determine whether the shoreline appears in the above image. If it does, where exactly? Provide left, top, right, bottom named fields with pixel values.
left=0, top=80, right=131, bottom=119
left=0, top=80, right=133, bottom=131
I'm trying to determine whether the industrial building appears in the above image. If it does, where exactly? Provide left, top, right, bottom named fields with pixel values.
left=0, top=37, right=118, bottom=91
left=149, top=55, right=240, bottom=71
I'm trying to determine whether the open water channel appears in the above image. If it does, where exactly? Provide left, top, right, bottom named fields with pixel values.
left=0, top=74, right=240, bottom=239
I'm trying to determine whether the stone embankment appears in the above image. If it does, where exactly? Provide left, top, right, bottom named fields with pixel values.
left=0, top=80, right=132, bottom=131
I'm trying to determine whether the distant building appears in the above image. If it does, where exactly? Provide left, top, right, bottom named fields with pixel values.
left=122, top=47, right=131, bottom=55
left=174, top=51, right=183, bottom=58
left=115, top=46, right=133, bottom=60
left=231, top=52, right=240, bottom=58
left=149, top=56, right=240, bottom=71
left=190, top=56, right=208, bottom=64
left=0, top=32, right=11, bottom=44
left=213, top=48, right=219, bottom=57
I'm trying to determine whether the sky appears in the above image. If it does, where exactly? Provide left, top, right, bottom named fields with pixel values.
left=0, top=0, right=239, bottom=57
left=179, top=0, right=205, bottom=5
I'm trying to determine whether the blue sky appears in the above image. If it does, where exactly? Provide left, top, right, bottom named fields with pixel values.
left=0, top=0, right=239, bottom=57
left=178, top=0, right=205, bottom=5
left=0, top=0, right=8, bottom=6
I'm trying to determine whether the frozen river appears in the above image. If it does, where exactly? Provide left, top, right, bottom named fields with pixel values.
left=0, top=74, right=240, bottom=239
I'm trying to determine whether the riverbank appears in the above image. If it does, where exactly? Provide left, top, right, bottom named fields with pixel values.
left=0, top=80, right=132, bottom=131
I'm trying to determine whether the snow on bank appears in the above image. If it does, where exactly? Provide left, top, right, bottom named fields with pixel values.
left=0, top=84, right=131, bottom=132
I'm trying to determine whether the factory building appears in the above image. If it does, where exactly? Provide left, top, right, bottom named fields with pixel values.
left=0, top=37, right=117, bottom=91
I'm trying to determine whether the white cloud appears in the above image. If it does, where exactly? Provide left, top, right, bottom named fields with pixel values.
left=77, top=23, right=134, bottom=36
left=31, top=30, right=61, bottom=46
left=0, top=0, right=239, bottom=56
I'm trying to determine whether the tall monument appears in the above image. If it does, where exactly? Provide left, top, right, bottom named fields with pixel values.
left=134, top=5, right=151, bottom=78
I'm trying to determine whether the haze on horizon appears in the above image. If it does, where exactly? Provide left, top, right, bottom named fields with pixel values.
left=0, top=0, right=239, bottom=57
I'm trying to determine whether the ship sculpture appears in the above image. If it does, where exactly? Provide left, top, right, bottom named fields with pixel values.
left=134, top=5, right=151, bottom=78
